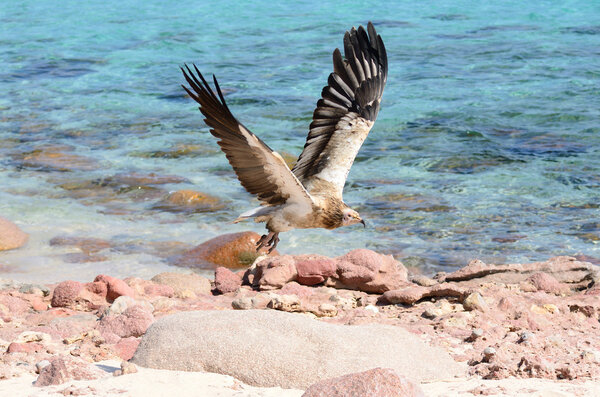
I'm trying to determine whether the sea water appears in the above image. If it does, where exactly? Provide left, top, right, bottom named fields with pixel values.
left=1, top=0, right=599, bottom=282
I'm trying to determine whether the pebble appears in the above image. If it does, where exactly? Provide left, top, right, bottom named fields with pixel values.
left=483, top=347, right=496, bottom=362
left=316, top=303, right=338, bottom=317
left=463, top=292, right=488, bottom=312
left=364, top=304, right=379, bottom=314
left=267, top=294, right=301, bottom=312
left=422, top=301, right=454, bottom=319
left=35, top=360, right=51, bottom=374
left=467, top=328, right=484, bottom=342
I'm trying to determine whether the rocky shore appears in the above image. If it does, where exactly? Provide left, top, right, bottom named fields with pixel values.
left=1, top=231, right=600, bottom=395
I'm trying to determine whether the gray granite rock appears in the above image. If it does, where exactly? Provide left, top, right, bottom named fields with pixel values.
left=132, top=310, right=464, bottom=388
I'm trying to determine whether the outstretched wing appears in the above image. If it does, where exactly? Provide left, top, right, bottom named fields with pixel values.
left=181, top=65, right=313, bottom=207
left=292, top=22, right=387, bottom=197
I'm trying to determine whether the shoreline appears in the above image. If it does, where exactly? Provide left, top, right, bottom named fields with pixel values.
left=1, top=248, right=599, bottom=395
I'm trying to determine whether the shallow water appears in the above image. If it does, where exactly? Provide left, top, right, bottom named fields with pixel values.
left=1, top=1, right=599, bottom=282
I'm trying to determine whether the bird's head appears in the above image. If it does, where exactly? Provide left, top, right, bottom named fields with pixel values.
left=342, top=207, right=365, bottom=228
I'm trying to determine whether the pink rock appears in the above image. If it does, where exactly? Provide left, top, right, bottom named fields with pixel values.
left=302, top=368, right=425, bottom=397
left=0, top=217, right=28, bottom=251
left=34, top=356, right=104, bottom=387
left=335, top=249, right=408, bottom=293
left=251, top=255, right=298, bottom=290
left=280, top=282, right=315, bottom=298
left=0, top=294, right=31, bottom=318
left=380, top=285, right=428, bottom=305
left=31, top=297, right=48, bottom=312
left=94, top=275, right=135, bottom=302
left=50, top=281, right=83, bottom=307
left=295, top=255, right=337, bottom=285
left=85, top=281, right=108, bottom=298
left=526, top=273, right=564, bottom=294
left=144, top=284, right=174, bottom=298
left=97, top=305, right=154, bottom=340
left=7, top=342, right=45, bottom=353
left=214, top=267, right=242, bottom=294
left=114, top=337, right=140, bottom=360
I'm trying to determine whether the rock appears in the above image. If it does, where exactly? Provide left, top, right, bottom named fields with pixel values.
left=251, top=255, right=298, bottom=290
left=409, top=274, right=437, bottom=287
left=35, top=360, right=51, bottom=374
left=380, top=286, right=428, bottom=305
left=94, top=275, right=135, bottom=303
left=131, top=310, right=465, bottom=388
left=143, top=284, right=174, bottom=298
left=19, top=284, right=50, bottom=296
left=463, top=292, right=488, bottom=312
left=51, top=281, right=83, bottom=307
left=467, top=328, right=484, bottom=342
left=295, top=255, right=337, bottom=285
left=120, top=361, right=138, bottom=375
left=280, top=282, right=315, bottom=298
left=151, top=272, right=211, bottom=296
left=97, top=305, right=154, bottom=342
left=315, top=303, right=338, bottom=317
left=379, top=283, right=468, bottom=306
left=104, top=296, right=146, bottom=317
left=152, top=190, right=225, bottom=213
left=334, top=249, right=408, bottom=293
left=19, top=147, right=98, bottom=172
left=214, top=267, right=242, bottom=294
left=444, top=256, right=595, bottom=289
left=525, top=273, right=565, bottom=294
left=268, top=294, right=301, bottom=312
left=531, top=304, right=560, bottom=315
left=49, top=236, right=110, bottom=255
left=483, top=347, right=497, bottom=362
left=114, top=337, right=140, bottom=360
left=172, top=231, right=278, bottom=269
left=14, top=331, right=52, bottom=344
left=7, top=342, right=45, bottom=353
left=0, top=217, right=28, bottom=251
left=34, top=356, right=104, bottom=386
left=231, top=296, right=253, bottom=310
left=302, top=367, right=425, bottom=397
left=422, top=301, right=455, bottom=319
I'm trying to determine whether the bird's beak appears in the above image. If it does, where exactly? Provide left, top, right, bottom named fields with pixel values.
left=360, top=219, right=365, bottom=228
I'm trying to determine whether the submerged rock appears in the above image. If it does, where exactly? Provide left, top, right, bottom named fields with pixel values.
left=152, top=190, right=225, bottom=213
left=171, top=231, right=277, bottom=269
left=0, top=217, right=29, bottom=251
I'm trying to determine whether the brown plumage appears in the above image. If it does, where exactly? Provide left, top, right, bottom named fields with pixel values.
left=181, top=22, right=387, bottom=252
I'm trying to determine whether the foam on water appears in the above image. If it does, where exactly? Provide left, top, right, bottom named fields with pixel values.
left=1, top=1, right=599, bottom=282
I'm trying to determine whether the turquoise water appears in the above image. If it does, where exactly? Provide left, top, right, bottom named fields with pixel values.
left=1, top=1, right=599, bottom=282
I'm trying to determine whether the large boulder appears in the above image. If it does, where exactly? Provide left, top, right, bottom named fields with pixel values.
left=131, top=310, right=464, bottom=389
left=0, top=217, right=28, bottom=251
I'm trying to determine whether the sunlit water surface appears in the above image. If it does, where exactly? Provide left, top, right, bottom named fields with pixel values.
left=1, top=1, right=599, bottom=282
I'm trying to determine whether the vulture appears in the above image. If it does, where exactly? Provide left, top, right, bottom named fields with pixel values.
left=181, top=22, right=387, bottom=252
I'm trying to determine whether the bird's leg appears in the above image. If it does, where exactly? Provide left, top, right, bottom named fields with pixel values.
left=256, top=232, right=274, bottom=252
left=267, top=232, right=280, bottom=253
left=256, top=232, right=279, bottom=253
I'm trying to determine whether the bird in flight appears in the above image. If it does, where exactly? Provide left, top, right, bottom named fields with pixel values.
left=181, top=22, right=387, bottom=253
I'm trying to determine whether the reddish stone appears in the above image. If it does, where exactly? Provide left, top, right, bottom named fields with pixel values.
left=0, top=217, right=29, bottom=251
left=526, top=273, right=564, bottom=294
left=302, top=368, right=425, bottom=397
left=7, top=342, right=45, bottom=353
left=214, top=267, right=242, bottom=294
left=280, top=282, right=315, bottom=298
left=114, top=337, right=140, bottom=360
left=295, top=255, right=337, bottom=285
left=50, top=281, right=83, bottom=307
left=380, top=285, right=428, bottom=305
left=31, top=297, right=48, bottom=311
left=94, top=275, right=135, bottom=302
left=250, top=255, right=298, bottom=290
left=172, top=231, right=278, bottom=269
left=143, top=284, right=174, bottom=297
left=34, top=356, right=104, bottom=387
left=85, top=281, right=108, bottom=298
left=335, top=249, right=408, bottom=293
left=97, top=305, right=154, bottom=340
